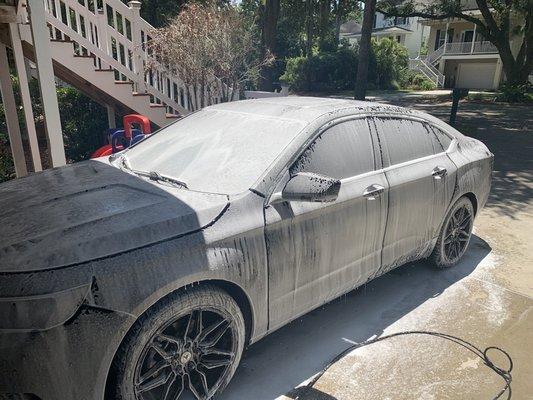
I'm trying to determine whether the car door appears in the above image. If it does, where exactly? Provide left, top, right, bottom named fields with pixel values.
left=373, top=116, right=457, bottom=273
left=264, top=117, right=389, bottom=331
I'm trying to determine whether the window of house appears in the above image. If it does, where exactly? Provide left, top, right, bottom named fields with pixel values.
left=394, top=17, right=407, bottom=25
left=373, top=14, right=377, bottom=28
left=290, top=119, right=376, bottom=180
left=373, top=118, right=444, bottom=166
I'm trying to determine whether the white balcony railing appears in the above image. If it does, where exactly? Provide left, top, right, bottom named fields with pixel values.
left=443, top=41, right=498, bottom=55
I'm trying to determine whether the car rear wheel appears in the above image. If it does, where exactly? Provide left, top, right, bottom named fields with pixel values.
left=110, top=285, right=246, bottom=400
left=430, top=197, right=474, bottom=268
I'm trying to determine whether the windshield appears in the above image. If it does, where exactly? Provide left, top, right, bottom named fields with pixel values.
left=124, top=108, right=306, bottom=194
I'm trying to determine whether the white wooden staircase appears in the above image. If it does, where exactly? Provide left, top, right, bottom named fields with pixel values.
left=10, top=0, right=194, bottom=128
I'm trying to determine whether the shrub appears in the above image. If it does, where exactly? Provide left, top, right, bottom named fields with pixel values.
left=281, top=46, right=359, bottom=92
left=399, top=69, right=437, bottom=91
left=496, top=83, right=533, bottom=103
left=369, top=38, right=409, bottom=90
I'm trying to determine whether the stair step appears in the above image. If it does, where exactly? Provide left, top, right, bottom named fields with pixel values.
left=132, top=92, right=150, bottom=97
left=50, top=38, right=74, bottom=43
left=114, top=80, right=134, bottom=85
left=150, top=104, right=166, bottom=108
left=94, top=68, right=114, bottom=72
left=166, top=114, right=181, bottom=119
left=73, top=54, right=96, bottom=59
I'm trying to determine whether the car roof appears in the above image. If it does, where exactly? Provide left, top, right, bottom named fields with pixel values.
left=205, top=96, right=425, bottom=124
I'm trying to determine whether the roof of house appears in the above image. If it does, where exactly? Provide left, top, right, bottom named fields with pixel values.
left=342, top=25, right=413, bottom=38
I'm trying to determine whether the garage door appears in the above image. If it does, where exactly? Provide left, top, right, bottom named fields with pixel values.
left=456, top=63, right=496, bottom=89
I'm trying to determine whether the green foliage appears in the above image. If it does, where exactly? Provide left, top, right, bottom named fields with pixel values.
left=281, top=38, right=411, bottom=93
left=369, top=38, right=409, bottom=90
left=496, top=83, right=533, bottom=103
left=56, top=86, right=108, bottom=162
left=399, top=69, right=437, bottom=91
left=0, top=103, right=15, bottom=182
left=280, top=45, right=358, bottom=92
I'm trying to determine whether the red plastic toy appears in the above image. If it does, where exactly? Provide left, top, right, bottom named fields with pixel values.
left=91, top=114, right=152, bottom=159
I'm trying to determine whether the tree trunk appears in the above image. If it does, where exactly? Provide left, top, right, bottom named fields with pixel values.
left=305, top=0, right=314, bottom=57
left=260, top=0, right=280, bottom=92
left=354, top=0, right=376, bottom=100
left=318, top=0, right=331, bottom=51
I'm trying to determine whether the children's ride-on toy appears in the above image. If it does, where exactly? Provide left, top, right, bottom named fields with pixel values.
left=91, top=114, right=151, bottom=158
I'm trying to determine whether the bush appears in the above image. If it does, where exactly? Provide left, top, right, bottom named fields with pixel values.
left=399, top=69, right=437, bottom=91
left=56, top=86, right=108, bottom=162
left=496, top=83, right=533, bottom=103
left=281, top=46, right=359, bottom=92
left=281, top=38, right=411, bottom=93
left=369, top=38, right=409, bottom=90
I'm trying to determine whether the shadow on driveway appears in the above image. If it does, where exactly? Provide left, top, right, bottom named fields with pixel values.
left=221, top=236, right=491, bottom=400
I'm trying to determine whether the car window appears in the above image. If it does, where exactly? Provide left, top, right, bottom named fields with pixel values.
left=431, top=126, right=453, bottom=151
left=289, top=118, right=375, bottom=180
left=373, top=118, right=443, bottom=166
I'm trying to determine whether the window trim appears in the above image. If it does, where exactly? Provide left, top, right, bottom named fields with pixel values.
left=372, top=115, right=456, bottom=169
left=266, top=114, right=381, bottom=205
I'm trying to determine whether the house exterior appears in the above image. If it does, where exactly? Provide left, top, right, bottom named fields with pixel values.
left=418, top=3, right=524, bottom=90
left=340, top=12, right=428, bottom=58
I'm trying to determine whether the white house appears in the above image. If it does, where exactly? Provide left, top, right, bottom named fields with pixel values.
left=340, top=12, right=428, bottom=58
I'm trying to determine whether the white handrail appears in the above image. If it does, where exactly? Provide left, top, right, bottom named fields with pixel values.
left=33, top=0, right=194, bottom=115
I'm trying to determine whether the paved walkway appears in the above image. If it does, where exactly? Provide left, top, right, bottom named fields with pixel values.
left=220, top=99, right=533, bottom=400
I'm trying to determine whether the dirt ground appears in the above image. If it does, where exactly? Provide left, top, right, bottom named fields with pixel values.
left=220, top=99, right=533, bottom=400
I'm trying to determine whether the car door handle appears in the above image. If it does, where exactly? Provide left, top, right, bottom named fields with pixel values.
left=363, top=184, right=385, bottom=200
left=432, top=166, right=447, bottom=179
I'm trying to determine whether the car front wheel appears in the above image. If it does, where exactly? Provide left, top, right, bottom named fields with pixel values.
left=430, top=196, right=474, bottom=268
left=109, top=285, right=246, bottom=400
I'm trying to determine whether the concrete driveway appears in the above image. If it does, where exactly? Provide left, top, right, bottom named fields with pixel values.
left=221, top=99, right=533, bottom=400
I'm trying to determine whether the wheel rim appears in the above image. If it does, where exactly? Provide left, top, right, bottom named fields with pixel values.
left=443, top=204, right=473, bottom=263
left=134, top=308, right=236, bottom=400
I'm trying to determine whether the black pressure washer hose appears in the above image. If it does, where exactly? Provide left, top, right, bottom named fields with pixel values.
left=296, top=330, right=513, bottom=400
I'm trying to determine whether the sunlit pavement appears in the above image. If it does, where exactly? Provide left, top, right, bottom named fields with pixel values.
left=220, top=100, right=533, bottom=399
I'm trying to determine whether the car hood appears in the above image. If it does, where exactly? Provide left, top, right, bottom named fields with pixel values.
left=0, top=160, right=229, bottom=273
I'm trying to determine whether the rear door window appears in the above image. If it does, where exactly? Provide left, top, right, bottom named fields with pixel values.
left=290, top=118, right=376, bottom=179
left=431, top=126, right=453, bottom=151
left=373, top=118, right=443, bottom=166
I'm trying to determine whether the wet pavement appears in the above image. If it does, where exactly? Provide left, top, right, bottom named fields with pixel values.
left=221, top=99, right=533, bottom=400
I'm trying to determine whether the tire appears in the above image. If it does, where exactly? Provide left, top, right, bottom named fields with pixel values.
left=430, top=196, right=475, bottom=268
left=109, top=285, right=246, bottom=400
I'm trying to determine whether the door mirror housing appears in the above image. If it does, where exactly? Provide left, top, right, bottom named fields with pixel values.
left=281, top=172, right=341, bottom=203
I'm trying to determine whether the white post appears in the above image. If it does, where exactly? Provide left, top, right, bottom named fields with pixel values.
left=9, top=23, right=43, bottom=172
left=0, top=43, right=28, bottom=177
left=443, top=21, right=450, bottom=54
left=97, top=8, right=110, bottom=69
left=493, top=58, right=503, bottom=90
left=27, top=0, right=66, bottom=167
left=128, top=0, right=145, bottom=93
left=470, top=23, right=477, bottom=54
left=106, top=105, right=116, bottom=128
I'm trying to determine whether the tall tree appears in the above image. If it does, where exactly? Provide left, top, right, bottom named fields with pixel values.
left=146, top=2, right=273, bottom=110
left=354, top=0, right=377, bottom=99
left=305, top=0, right=315, bottom=57
left=378, top=0, right=533, bottom=86
left=260, top=0, right=281, bottom=91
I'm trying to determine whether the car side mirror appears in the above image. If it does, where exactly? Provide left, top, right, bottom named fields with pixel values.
left=281, top=172, right=341, bottom=203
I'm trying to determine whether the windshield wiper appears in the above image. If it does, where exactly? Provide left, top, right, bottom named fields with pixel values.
left=135, top=169, right=188, bottom=189
left=118, top=155, right=188, bottom=189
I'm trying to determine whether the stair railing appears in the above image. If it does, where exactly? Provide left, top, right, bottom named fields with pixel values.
left=22, top=0, right=192, bottom=115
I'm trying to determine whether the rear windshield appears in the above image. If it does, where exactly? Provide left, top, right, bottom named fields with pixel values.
left=124, top=109, right=306, bottom=194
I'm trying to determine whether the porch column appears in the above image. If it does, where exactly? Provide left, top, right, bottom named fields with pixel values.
left=0, top=43, right=28, bottom=177
left=470, top=23, right=477, bottom=54
left=106, top=105, right=116, bottom=128
left=443, top=21, right=450, bottom=53
left=27, top=0, right=67, bottom=167
left=9, top=23, right=42, bottom=172
left=128, top=0, right=146, bottom=93
left=493, top=58, right=503, bottom=90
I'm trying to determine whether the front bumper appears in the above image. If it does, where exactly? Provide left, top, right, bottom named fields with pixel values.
left=0, top=305, right=135, bottom=400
